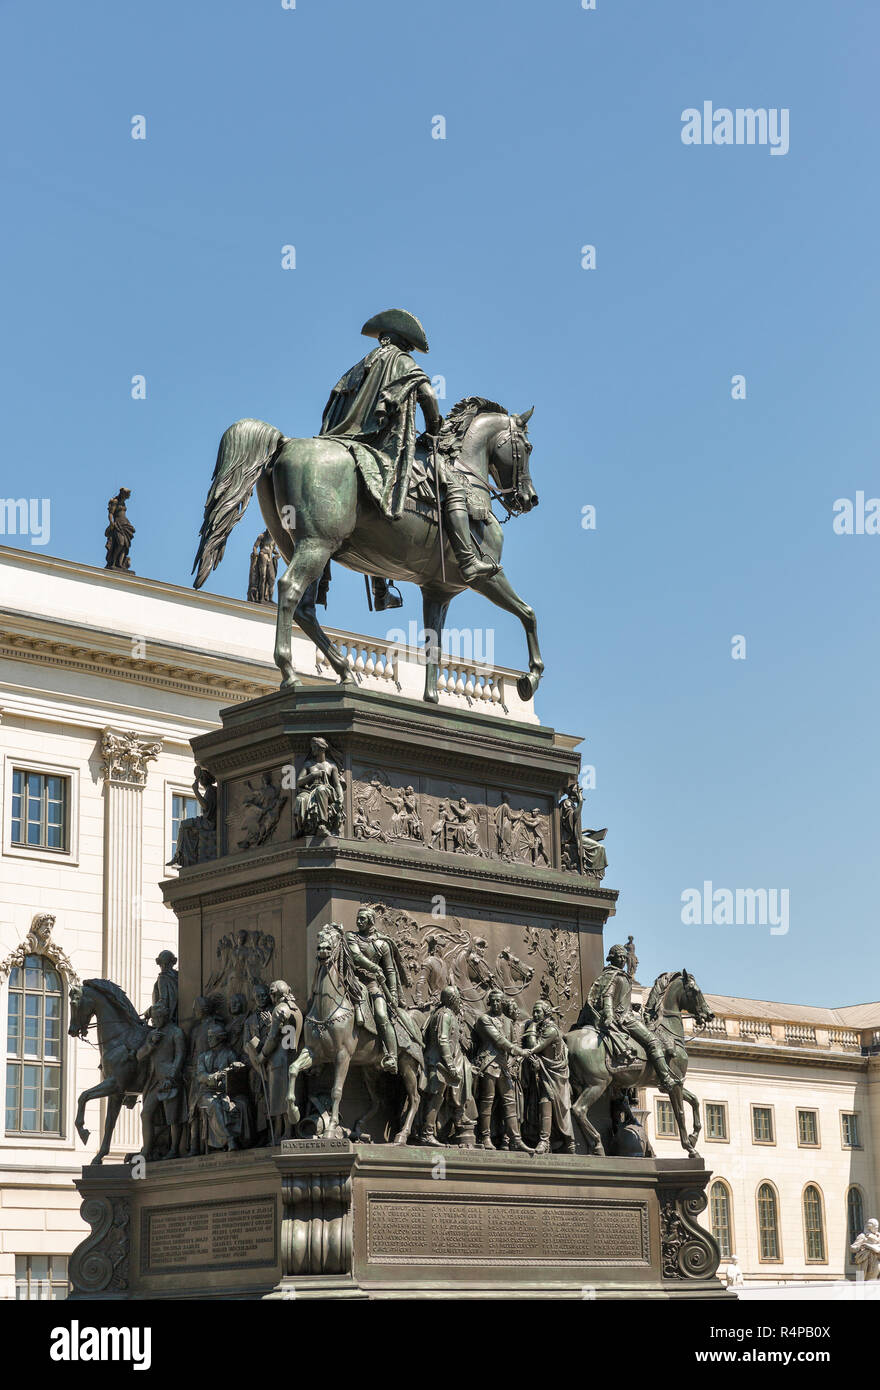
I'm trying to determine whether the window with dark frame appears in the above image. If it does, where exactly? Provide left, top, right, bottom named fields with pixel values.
left=5, top=955, right=63, bottom=1135
left=10, top=769, right=69, bottom=852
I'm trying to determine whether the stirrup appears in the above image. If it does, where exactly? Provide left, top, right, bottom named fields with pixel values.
left=372, top=579, right=403, bottom=611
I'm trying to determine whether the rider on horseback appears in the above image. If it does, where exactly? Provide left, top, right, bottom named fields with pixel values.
left=319, top=308, right=499, bottom=608
left=345, top=906, right=408, bottom=1073
left=588, top=944, right=676, bottom=1092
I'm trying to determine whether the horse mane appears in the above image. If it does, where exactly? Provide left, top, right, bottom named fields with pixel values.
left=431, top=396, right=508, bottom=461
left=83, top=977, right=143, bottom=1025
left=642, top=971, right=681, bottom=1025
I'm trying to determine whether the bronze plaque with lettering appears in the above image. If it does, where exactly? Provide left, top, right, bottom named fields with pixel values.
left=366, top=1193, right=649, bottom=1267
left=142, top=1196, right=278, bottom=1275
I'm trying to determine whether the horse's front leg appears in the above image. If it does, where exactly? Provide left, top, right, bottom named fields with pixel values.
left=470, top=567, right=544, bottom=701
left=667, top=1081, right=695, bottom=1156
left=393, top=1056, right=422, bottom=1145
left=681, top=1085, right=702, bottom=1153
left=287, top=1047, right=313, bottom=1128
left=330, top=1047, right=354, bottom=1136
left=74, top=1078, right=120, bottom=1150
left=420, top=587, right=452, bottom=703
left=571, top=1079, right=608, bottom=1155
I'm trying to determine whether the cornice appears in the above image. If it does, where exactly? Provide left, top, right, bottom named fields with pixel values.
left=687, top=1036, right=869, bottom=1073
left=162, top=837, right=617, bottom=917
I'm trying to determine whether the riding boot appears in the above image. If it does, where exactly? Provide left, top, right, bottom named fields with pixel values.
left=503, top=1094, right=533, bottom=1153
left=646, top=1038, right=675, bottom=1092
left=370, top=576, right=403, bottom=611
left=444, top=485, right=499, bottom=582
left=380, top=1017, right=399, bottom=1074
left=478, top=1092, right=496, bottom=1149
left=533, top=1098, right=552, bottom=1155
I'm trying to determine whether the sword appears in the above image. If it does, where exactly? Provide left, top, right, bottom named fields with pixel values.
left=432, top=435, right=446, bottom=584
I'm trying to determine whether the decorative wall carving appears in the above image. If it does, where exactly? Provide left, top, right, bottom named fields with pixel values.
left=69, top=1195, right=131, bottom=1296
left=0, top=912, right=79, bottom=985
left=659, top=1186, right=721, bottom=1281
left=280, top=1171, right=352, bottom=1276
left=100, top=728, right=162, bottom=786
left=523, top=924, right=578, bottom=1016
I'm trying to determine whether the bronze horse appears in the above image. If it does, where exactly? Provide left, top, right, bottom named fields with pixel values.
left=287, top=924, right=425, bottom=1144
left=68, top=979, right=150, bottom=1163
left=192, top=398, right=543, bottom=704
left=565, top=970, right=714, bottom=1156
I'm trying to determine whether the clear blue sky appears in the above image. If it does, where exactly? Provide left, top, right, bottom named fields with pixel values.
left=2, top=1, right=878, bottom=1007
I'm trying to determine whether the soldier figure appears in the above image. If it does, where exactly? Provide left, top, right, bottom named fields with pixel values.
left=345, top=907, right=406, bottom=1073
left=319, top=309, right=498, bottom=608
left=522, top=1000, right=575, bottom=1154
left=472, top=989, right=530, bottom=1152
left=589, top=944, right=675, bottom=1091
left=421, top=986, right=472, bottom=1146
left=257, top=980, right=302, bottom=1142
left=136, top=1000, right=186, bottom=1159
left=244, top=982, right=273, bottom=1143
left=146, top=949, right=179, bottom=1024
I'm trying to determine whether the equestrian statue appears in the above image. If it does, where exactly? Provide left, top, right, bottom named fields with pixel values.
left=191, top=309, right=543, bottom=704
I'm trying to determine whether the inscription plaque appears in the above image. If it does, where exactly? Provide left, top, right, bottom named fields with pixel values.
left=367, top=1193, right=649, bottom=1267
left=142, top=1196, right=277, bottom=1275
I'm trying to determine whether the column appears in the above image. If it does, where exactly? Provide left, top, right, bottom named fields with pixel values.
left=100, top=728, right=162, bottom=1150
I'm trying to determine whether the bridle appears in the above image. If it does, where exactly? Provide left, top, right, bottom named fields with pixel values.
left=443, top=417, right=530, bottom=520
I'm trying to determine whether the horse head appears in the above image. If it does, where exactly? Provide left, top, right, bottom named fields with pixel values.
left=68, top=981, right=93, bottom=1039
left=680, top=969, right=714, bottom=1029
left=488, top=407, right=538, bottom=515
left=316, top=922, right=344, bottom=965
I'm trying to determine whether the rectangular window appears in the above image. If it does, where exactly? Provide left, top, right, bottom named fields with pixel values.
left=170, top=792, right=199, bottom=863
left=15, top=1254, right=68, bottom=1300
left=751, top=1105, right=774, bottom=1144
left=10, top=770, right=69, bottom=852
left=655, top=1098, right=676, bottom=1137
left=5, top=956, right=64, bottom=1135
left=797, top=1109, right=819, bottom=1147
left=705, top=1102, right=728, bottom=1141
left=842, top=1113, right=861, bottom=1148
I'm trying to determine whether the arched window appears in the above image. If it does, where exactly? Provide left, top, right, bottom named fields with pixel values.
left=802, top=1184, right=827, bottom=1263
left=757, top=1182, right=781, bottom=1261
left=847, top=1186, right=865, bottom=1262
left=5, top=954, right=63, bottom=1135
left=709, top=1180, right=733, bottom=1258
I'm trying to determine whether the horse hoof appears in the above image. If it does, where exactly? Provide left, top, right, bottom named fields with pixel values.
left=89, top=1155, right=104, bottom=1166
left=516, top=673, right=538, bottom=702
left=279, top=676, right=301, bottom=692
left=423, top=689, right=439, bottom=705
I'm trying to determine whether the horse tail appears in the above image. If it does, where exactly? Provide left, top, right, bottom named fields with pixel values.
left=192, top=418, right=285, bottom=588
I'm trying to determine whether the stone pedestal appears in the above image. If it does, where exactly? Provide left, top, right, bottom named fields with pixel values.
left=69, top=1144, right=727, bottom=1300
left=162, top=686, right=617, bottom=1138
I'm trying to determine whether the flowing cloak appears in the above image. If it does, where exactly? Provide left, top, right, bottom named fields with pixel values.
left=524, top=1028, right=574, bottom=1141
left=319, top=343, right=431, bottom=519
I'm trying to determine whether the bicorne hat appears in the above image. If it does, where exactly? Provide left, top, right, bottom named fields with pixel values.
left=361, top=308, right=429, bottom=354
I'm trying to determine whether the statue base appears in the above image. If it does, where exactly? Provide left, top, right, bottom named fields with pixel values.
left=69, top=1143, right=729, bottom=1300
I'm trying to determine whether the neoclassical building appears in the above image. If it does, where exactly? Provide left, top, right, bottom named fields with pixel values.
left=644, top=991, right=880, bottom=1285
left=0, top=543, right=534, bottom=1300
